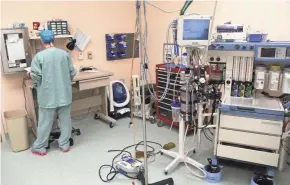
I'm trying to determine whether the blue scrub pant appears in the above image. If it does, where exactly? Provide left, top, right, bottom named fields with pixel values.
left=32, top=104, right=72, bottom=153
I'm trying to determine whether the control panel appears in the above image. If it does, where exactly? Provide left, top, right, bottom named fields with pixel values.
left=208, top=42, right=256, bottom=51
left=255, top=42, right=290, bottom=62
left=257, top=47, right=290, bottom=58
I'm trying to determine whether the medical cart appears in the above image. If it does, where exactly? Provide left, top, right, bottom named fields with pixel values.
left=215, top=95, right=285, bottom=167
left=155, top=64, right=185, bottom=127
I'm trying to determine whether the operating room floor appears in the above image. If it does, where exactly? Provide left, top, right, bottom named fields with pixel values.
left=2, top=116, right=290, bottom=185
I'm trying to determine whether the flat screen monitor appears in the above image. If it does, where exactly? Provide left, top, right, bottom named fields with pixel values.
left=177, top=15, right=211, bottom=47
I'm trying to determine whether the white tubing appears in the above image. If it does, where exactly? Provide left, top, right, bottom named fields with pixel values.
left=109, top=81, right=114, bottom=112
left=183, top=125, right=207, bottom=179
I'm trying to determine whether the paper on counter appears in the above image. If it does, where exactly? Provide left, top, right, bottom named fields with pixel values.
left=82, top=69, right=98, bottom=73
left=24, top=67, right=31, bottom=72
left=20, top=63, right=27, bottom=68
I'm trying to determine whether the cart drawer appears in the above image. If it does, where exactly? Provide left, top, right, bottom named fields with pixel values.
left=220, top=114, right=283, bottom=135
left=217, top=145, right=279, bottom=167
left=78, top=77, right=110, bottom=91
left=218, top=129, right=281, bottom=150
left=158, top=107, right=172, bottom=120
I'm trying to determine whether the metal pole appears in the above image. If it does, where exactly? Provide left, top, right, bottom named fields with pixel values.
left=138, top=1, right=149, bottom=184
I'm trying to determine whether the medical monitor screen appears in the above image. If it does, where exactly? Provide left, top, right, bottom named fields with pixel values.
left=183, top=19, right=210, bottom=40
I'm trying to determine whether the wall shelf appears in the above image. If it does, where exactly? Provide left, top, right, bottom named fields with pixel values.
left=29, top=34, right=73, bottom=40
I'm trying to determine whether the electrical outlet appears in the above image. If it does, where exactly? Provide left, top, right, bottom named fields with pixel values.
left=78, top=52, right=84, bottom=60
left=88, top=52, right=93, bottom=59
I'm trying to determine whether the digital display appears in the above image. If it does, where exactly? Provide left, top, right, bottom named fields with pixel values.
left=286, top=47, right=290, bottom=57
left=183, top=19, right=210, bottom=40
left=261, top=48, right=276, bottom=58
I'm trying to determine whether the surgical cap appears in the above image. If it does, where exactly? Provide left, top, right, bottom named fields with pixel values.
left=40, top=30, right=55, bottom=44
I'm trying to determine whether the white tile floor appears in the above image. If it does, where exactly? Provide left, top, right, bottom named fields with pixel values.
left=1, top=116, right=290, bottom=185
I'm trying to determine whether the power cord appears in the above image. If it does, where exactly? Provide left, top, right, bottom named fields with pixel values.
left=22, top=78, right=34, bottom=122
left=99, top=141, right=162, bottom=182
left=146, top=1, right=180, bottom=14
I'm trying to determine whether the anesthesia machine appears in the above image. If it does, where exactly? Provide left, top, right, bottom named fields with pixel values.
left=208, top=41, right=290, bottom=170
left=157, top=5, right=289, bottom=182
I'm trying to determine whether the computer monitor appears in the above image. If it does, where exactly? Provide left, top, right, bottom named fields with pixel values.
left=177, top=15, right=211, bottom=47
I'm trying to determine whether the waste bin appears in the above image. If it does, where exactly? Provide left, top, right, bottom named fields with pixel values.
left=4, top=109, right=29, bottom=152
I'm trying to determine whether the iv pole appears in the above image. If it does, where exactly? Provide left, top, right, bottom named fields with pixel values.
left=135, top=1, right=174, bottom=185
left=138, top=0, right=149, bottom=184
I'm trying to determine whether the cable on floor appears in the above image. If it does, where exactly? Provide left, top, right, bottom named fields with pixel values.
left=98, top=141, right=162, bottom=182
left=183, top=125, right=207, bottom=178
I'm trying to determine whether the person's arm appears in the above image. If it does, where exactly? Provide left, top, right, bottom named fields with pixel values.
left=30, top=55, right=42, bottom=88
left=67, top=54, right=77, bottom=80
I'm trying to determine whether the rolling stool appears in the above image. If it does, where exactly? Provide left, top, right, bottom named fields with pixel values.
left=46, top=115, right=81, bottom=150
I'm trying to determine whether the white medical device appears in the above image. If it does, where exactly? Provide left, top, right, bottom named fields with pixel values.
left=132, top=75, right=156, bottom=123
left=132, top=75, right=141, bottom=106
left=1, top=28, right=32, bottom=74
left=212, top=32, right=247, bottom=42
left=116, top=156, right=144, bottom=176
left=177, top=14, right=212, bottom=47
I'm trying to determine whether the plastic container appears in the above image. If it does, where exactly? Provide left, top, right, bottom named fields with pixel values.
left=4, top=109, right=29, bottom=152
left=268, top=65, right=281, bottom=91
left=250, top=174, right=274, bottom=185
left=181, top=53, right=188, bottom=67
left=282, top=66, right=290, bottom=94
left=204, top=165, right=222, bottom=183
left=171, top=100, right=181, bottom=122
left=47, top=20, right=68, bottom=35
left=255, top=65, right=267, bottom=90
left=204, top=158, right=222, bottom=183
left=248, top=33, right=268, bottom=42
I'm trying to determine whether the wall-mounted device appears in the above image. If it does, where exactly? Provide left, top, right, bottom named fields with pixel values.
left=1, top=28, right=32, bottom=74
left=177, top=14, right=212, bottom=47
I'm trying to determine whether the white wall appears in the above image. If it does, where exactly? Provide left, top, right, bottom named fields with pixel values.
left=145, top=0, right=290, bottom=77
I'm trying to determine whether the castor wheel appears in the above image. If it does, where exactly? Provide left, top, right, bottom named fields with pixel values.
left=94, top=113, right=100, bottom=119
left=75, top=129, right=81, bottom=136
left=110, top=122, right=114, bottom=128
left=164, top=171, right=168, bottom=175
left=46, top=144, right=50, bottom=150
left=193, top=149, right=196, bottom=154
left=157, top=120, right=164, bottom=127
left=160, top=152, right=163, bottom=155
left=69, top=138, right=74, bottom=146
left=149, top=117, right=156, bottom=124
